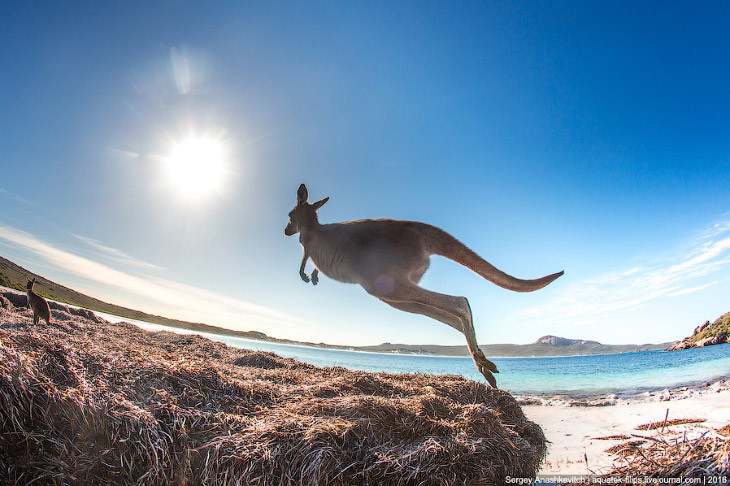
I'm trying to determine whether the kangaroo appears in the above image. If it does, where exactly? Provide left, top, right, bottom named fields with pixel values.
left=285, top=184, right=563, bottom=387
left=26, top=278, right=51, bottom=325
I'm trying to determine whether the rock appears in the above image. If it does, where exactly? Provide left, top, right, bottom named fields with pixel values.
left=667, top=341, right=693, bottom=351
left=1, top=291, right=27, bottom=308
left=696, top=336, right=723, bottom=347
left=0, top=295, right=14, bottom=310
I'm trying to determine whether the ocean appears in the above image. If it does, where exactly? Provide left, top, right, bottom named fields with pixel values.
left=99, top=312, right=730, bottom=396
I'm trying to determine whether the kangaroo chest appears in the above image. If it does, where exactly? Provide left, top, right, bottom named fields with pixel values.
left=302, top=234, right=359, bottom=284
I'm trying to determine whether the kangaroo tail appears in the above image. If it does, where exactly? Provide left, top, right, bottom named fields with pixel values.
left=426, top=225, right=563, bottom=292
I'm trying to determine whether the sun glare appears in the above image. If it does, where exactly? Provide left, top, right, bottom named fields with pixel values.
left=165, top=137, right=225, bottom=199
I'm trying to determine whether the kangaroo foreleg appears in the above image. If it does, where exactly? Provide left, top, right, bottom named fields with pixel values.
left=311, top=269, right=319, bottom=285
left=299, top=249, right=311, bottom=283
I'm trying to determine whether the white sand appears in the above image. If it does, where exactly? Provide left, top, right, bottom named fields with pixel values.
left=522, top=384, right=730, bottom=475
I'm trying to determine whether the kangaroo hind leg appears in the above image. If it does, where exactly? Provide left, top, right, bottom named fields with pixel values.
left=376, top=283, right=498, bottom=387
left=380, top=299, right=462, bottom=333
left=460, top=298, right=499, bottom=374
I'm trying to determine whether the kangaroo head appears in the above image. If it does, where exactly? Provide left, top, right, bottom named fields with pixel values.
left=26, top=278, right=35, bottom=291
left=285, top=184, right=329, bottom=236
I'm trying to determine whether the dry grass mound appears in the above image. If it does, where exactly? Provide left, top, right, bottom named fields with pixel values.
left=0, top=291, right=546, bottom=485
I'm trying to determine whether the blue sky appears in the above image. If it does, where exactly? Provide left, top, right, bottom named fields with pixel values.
left=1, top=2, right=729, bottom=346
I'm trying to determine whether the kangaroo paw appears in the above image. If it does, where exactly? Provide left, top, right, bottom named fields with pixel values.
left=299, top=272, right=310, bottom=283
left=311, top=273, right=319, bottom=285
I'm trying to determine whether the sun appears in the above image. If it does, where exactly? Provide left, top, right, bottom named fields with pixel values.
left=165, top=137, right=226, bottom=199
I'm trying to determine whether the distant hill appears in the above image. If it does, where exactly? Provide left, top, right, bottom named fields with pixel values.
left=667, top=312, right=730, bottom=351
left=359, top=335, right=670, bottom=357
left=1, top=255, right=672, bottom=357
left=534, top=335, right=600, bottom=346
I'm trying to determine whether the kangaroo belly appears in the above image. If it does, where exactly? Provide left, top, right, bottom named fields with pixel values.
left=311, top=253, right=360, bottom=284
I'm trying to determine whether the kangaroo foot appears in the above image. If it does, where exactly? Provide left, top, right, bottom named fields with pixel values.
left=475, top=360, right=498, bottom=388
left=475, top=348, right=499, bottom=374
left=471, top=351, right=499, bottom=388
left=469, top=347, right=499, bottom=387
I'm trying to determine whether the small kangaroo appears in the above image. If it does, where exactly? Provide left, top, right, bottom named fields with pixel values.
left=285, top=184, right=563, bottom=387
left=26, top=278, right=51, bottom=325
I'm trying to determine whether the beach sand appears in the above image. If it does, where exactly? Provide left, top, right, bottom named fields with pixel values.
left=522, top=381, right=730, bottom=475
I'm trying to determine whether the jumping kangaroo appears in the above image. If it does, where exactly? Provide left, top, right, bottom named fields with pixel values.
left=285, top=184, right=563, bottom=387
left=26, top=278, right=51, bottom=325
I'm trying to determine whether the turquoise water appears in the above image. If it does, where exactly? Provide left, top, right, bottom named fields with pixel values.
left=99, top=313, right=730, bottom=396
left=212, top=337, right=730, bottom=395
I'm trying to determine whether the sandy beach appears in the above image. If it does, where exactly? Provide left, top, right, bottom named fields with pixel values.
left=522, top=381, right=730, bottom=476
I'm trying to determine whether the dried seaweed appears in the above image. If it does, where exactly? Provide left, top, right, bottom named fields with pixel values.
left=0, top=291, right=546, bottom=485
left=596, top=424, right=730, bottom=482
left=636, top=418, right=707, bottom=431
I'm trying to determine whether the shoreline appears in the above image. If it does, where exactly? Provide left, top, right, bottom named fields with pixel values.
left=94, top=303, right=679, bottom=361
left=513, top=375, right=730, bottom=406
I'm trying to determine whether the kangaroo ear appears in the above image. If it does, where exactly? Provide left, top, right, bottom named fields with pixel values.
left=297, top=184, right=308, bottom=204
left=312, top=197, right=329, bottom=211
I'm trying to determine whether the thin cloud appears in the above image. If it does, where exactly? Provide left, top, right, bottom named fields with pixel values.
left=0, top=223, right=305, bottom=334
left=514, top=220, right=730, bottom=326
left=70, top=233, right=163, bottom=270
left=0, top=187, right=39, bottom=207
left=668, top=281, right=721, bottom=297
